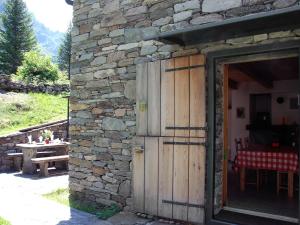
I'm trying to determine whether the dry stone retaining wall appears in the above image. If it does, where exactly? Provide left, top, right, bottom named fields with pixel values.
left=69, top=0, right=300, bottom=211
left=0, top=75, right=69, bottom=94
left=0, top=120, right=68, bottom=171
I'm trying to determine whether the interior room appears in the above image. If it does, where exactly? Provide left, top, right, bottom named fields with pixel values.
left=224, top=56, right=299, bottom=223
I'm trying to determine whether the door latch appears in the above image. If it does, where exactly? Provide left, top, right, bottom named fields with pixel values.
left=134, top=147, right=144, bottom=153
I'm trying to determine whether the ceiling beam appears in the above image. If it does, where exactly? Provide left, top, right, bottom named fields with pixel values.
left=229, top=79, right=238, bottom=90
left=233, top=64, right=273, bottom=89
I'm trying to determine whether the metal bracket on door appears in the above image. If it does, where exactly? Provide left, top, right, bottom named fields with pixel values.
left=165, top=126, right=207, bottom=131
left=163, top=141, right=206, bottom=146
left=298, top=94, right=300, bottom=106
left=165, top=65, right=204, bottom=72
left=162, top=200, right=204, bottom=208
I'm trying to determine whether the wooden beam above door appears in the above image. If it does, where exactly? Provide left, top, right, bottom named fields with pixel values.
left=232, top=64, right=273, bottom=89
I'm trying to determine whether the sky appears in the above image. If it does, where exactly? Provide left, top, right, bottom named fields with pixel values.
left=24, top=0, right=73, bottom=33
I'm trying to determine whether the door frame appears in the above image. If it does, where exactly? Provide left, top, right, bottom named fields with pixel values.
left=206, top=40, right=300, bottom=225
left=298, top=48, right=300, bottom=223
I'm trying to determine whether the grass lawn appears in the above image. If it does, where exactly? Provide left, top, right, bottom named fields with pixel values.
left=0, top=92, right=67, bottom=136
left=0, top=217, right=11, bottom=225
left=43, top=188, right=121, bottom=220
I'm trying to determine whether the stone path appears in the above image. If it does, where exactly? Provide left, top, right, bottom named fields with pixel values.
left=0, top=172, right=109, bottom=225
left=0, top=172, right=168, bottom=225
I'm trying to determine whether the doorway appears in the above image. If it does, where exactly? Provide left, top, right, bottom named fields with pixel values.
left=224, top=56, right=299, bottom=223
left=206, top=41, right=300, bottom=225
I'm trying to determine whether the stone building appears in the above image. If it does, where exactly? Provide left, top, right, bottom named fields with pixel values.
left=67, top=0, right=300, bottom=224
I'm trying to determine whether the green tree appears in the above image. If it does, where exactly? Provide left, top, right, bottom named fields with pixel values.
left=17, top=50, right=60, bottom=84
left=0, top=0, right=37, bottom=75
left=57, top=24, right=71, bottom=73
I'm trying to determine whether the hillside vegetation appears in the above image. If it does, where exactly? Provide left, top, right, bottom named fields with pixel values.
left=0, top=92, right=67, bottom=136
left=0, top=216, right=11, bottom=225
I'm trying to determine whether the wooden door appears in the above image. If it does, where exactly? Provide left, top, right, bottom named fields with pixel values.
left=133, top=137, right=206, bottom=223
left=136, top=55, right=206, bottom=137
left=134, top=55, right=206, bottom=223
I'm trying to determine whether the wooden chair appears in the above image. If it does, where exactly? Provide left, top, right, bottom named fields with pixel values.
left=277, top=172, right=288, bottom=195
left=244, top=137, right=249, bottom=149
left=7, top=152, right=23, bottom=171
left=235, top=138, right=260, bottom=191
left=277, top=162, right=298, bottom=196
left=276, top=169, right=297, bottom=196
left=295, top=172, right=299, bottom=192
left=235, top=138, right=244, bottom=152
left=232, top=138, right=242, bottom=171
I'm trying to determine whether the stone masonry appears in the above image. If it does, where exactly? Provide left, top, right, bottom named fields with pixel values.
left=69, top=0, right=300, bottom=212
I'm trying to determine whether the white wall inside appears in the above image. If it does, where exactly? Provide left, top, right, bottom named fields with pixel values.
left=229, top=79, right=299, bottom=160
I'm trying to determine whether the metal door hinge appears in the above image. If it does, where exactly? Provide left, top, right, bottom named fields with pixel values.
left=165, top=65, right=204, bottom=72
left=165, top=126, right=207, bottom=131
left=162, top=200, right=204, bottom=208
left=163, top=141, right=206, bottom=146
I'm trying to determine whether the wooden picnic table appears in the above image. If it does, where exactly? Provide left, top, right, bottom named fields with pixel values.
left=16, top=142, right=69, bottom=174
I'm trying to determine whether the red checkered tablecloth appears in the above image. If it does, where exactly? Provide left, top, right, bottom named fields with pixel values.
left=236, top=149, right=298, bottom=172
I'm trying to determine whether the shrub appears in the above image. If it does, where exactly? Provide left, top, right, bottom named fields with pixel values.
left=96, top=204, right=121, bottom=220
left=0, top=216, right=11, bottom=225
left=16, top=50, right=60, bottom=84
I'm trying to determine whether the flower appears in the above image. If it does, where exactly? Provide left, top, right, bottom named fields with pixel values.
left=41, top=129, right=53, bottom=140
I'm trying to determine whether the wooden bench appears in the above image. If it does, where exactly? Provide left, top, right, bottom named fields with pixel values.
left=31, top=155, right=69, bottom=177
left=7, top=153, right=23, bottom=171
left=7, top=151, right=56, bottom=171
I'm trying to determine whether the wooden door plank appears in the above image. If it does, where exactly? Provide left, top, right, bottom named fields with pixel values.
left=145, top=137, right=159, bottom=215
left=193, top=54, right=205, bottom=65
left=175, top=57, right=190, bottom=137
left=173, top=137, right=188, bottom=221
left=158, top=137, right=173, bottom=218
left=136, top=63, right=148, bottom=135
left=161, top=59, right=175, bottom=137
left=188, top=137, right=205, bottom=223
left=148, top=61, right=161, bottom=136
left=133, top=137, right=145, bottom=212
left=190, top=55, right=206, bottom=138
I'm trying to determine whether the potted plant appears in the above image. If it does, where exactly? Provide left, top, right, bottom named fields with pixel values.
left=41, top=129, right=53, bottom=144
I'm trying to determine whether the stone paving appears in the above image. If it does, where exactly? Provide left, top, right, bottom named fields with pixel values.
left=0, top=172, right=167, bottom=225
left=0, top=172, right=106, bottom=225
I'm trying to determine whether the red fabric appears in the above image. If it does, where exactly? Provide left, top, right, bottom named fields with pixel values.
left=236, top=148, right=298, bottom=172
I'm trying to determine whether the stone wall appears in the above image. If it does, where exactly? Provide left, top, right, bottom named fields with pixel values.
left=69, top=0, right=300, bottom=212
left=0, top=75, right=69, bottom=94
left=0, top=120, right=68, bottom=172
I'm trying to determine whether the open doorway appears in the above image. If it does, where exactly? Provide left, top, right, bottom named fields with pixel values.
left=222, top=55, right=300, bottom=224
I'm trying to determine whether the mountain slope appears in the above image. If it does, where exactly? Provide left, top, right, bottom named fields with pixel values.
left=0, top=0, right=64, bottom=58
left=33, top=19, right=64, bottom=57
left=0, top=0, right=5, bottom=11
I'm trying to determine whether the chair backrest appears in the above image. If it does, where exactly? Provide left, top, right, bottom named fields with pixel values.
left=53, top=131, right=67, bottom=140
left=244, top=137, right=249, bottom=149
left=235, top=138, right=244, bottom=152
